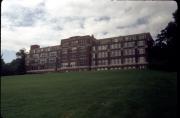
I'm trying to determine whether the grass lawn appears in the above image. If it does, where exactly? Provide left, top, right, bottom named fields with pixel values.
left=1, top=70, right=177, bottom=118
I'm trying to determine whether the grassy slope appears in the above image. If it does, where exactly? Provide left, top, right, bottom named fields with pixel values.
left=1, top=70, right=177, bottom=118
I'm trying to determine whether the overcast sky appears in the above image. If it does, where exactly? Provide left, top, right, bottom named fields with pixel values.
left=1, top=0, right=177, bottom=63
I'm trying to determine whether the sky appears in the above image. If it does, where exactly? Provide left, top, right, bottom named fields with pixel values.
left=1, top=0, right=177, bottom=63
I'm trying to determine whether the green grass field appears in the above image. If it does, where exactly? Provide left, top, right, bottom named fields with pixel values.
left=1, top=70, right=177, bottom=118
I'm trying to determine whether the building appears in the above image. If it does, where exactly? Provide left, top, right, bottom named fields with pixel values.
left=25, top=32, right=153, bottom=73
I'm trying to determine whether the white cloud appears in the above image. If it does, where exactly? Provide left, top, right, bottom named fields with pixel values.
left=1, top=0, right=177, bottom=62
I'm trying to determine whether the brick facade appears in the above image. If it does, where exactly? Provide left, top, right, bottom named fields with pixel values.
left=25, top=32, right=153, bottom=73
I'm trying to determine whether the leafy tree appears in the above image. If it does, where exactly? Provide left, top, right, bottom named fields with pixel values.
left=16, top=48, right=27, bottom=74
left=1, top=49, right=27, bottom=76
left=148, top=9, right=178, bottom=71
left=1, top=55, right=5, bottom=75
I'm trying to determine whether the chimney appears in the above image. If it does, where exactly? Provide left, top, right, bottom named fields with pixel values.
left=30, top=45, right=40, bottom=50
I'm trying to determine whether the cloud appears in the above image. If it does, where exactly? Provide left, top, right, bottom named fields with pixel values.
left=1, top=0, right=177, bottom=62
left=2, top=2, right=46, bottom=27
left=95, top=16, right=111, bottom=22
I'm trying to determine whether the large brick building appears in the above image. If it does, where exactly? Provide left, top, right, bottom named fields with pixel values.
left=25, top=32, right=153, bottom=73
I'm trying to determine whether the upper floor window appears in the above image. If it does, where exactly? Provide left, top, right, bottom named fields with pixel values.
left=72, top=47, right=77, bottom=51
left=110, top=50, right=121, bottom=57
left=93, top=46, right=96, bottom=51
left=33, top=54, right=39, bottom=58
left=62, top=49, right=68, bottom=54
left=137, top=40, right=145, bottom=46
left=92, top=53, right=96, bottom=58
left=36, top=49, right=40, bottom=53
left=139, top=35, right=146, bottom=40
left=98, top=45, right=107, bottom=51
left=49, top=52, right=57, bottom=57
left=40, top=58, right=47, bottom=64
left=110, top=43, right=121, bottom=49
left=47, top=48, right=51, bottom=52
left=49, top=58, right=56, bottom=63
left=132, top=36, right=136, bottom=40
left=71, top=47, right=77, bottom=53
left=32, top=50, right=36, bottom=54
left=98, top=52, right=108, bottom=58
left=40, top=53, right=48, bottom=57
left=124, top=49, right=135, bottom=55
left=63, top=42, right=69, bottom=46
left=125, top=37, right=129, bottom=41
left=138, top=48, right=145, bottom=54
left=114, top=38, right=118, bottom=42
left=124, top=41, right=135, bottom=48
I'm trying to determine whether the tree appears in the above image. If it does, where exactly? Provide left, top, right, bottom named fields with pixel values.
left=1, top=55, right=5, bottom=75
left=16, top=48, right=27, bottom=74
left=148, top=9, right=178, bottom=71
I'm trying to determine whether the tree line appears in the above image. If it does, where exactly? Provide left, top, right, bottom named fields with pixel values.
left=147, top=9, right=178, bottom=71
left=1, top=49, right=26, bottom=76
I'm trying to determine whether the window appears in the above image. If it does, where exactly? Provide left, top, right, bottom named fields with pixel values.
left=110, top=59, right=121, bottom=65
left=62, top=63, right=68, bottom=67
left=92, top=53, right=95, bottom=58
left=139, top=35, right=146, bottom=40
left=34, top=59, right=39, bottom=63
left=138, top=40, right=145, bottom=46
left=79, top=46, right=86, bottom=51
left=40, top=58, right=47, bottom=64
left=131, top=49, right=135, bottom=55
left=98, top=60, right=108, bottom=65
left=49, top=52, right=57, bottom=57
left=138, top=48, right=145, bottom=54
left=125, top=37, right=129, bottom=41
left=36, top=49, right=40, bottom=53
left=72, top=47, right=77, bottom=51
left=32, top=50, right=35, bottom=54
left=124, top=42, right=127, bottom=48
left=128, top=42, right=135, bottom=47
left=124, top=49, right=135, bottom=55
left=63, top=42, right=69, bottom=46
left=132, top=36, right=136, bottom=40
left=62, top=49, right=68, bottom=54
left=74, top=40, right=78, bottom=44
left=49, top=58, right=56, bottom=63
left=33, top=54, right=39, bottom=58
left=124, top=58, right=135, bottom=64
left=124, top=42, right=135, bottom=48
left=138, top=57, right=145, bottom=63
left=139, top=57, right=145, bottom=63
left=98, top=45, right=107, bottom=50
left=98, top=52, right=108, bottom=58
left=111, top=50, right=121, bottom=57
left=93, top=46, right=96, bottom=51
left=132, top=58, right=136, bottom=63
left=114, top=38, right=118, bottom=42
left=70, top=62, right=76, bottom=67
left=110, top=43, right=121, bottom=49
left=92, top=61, right=95, bottom=66
left=40, top=53, right=47, bottom=57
